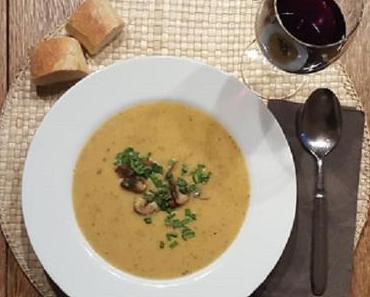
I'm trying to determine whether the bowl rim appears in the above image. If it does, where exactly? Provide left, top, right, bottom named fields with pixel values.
left=22, top=56, right=297, bottom=297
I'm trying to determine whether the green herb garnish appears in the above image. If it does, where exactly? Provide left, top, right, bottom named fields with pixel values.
left=181, top=164, right=188, bottom=176
left=176, top=177, right=200, bottom=197
left=150, top=174, right=167, bottom=189
left=171, top=219, right=184, bottom=229
left=114, top=147, right=163, bottom=179
left=181, top=217, right=192, bottom=226
left=182, top=228, right=196, bottom=241
left=192, top=164, right=211, bottom=184
left=166, top=232, right=178, bottom=241
left=151, top=163, right=163, bottom=174
left=185, top=208, right=197, bottom=220
left=144, top=217, right=152, bottom=224
left=166, top=212, right=176, bottom=220
left=176, top=177, right=188, bottom=194
left=114, top=148, right=212, bottom=249
left=147, top=188, right=172, bottom=211
left=162, top=209, right=197, bottom=247
left=176, top=164, right=210, bottom=197
left=169, top=241, right=178, bottom=249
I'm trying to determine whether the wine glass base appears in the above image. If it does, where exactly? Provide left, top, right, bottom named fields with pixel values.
left=241, top=40, right=307, bottom=100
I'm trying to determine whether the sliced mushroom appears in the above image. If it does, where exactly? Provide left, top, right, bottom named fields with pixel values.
left=167, top=175, right=190, bottom=208
left=142, top=159, right=154, bottom=167
left=134, top=197, right=159, bottom=215
left=165, top=162, right=176, bottom=179
left=164, top=162, right=181, bottom=208
left=120, top=176, right=147, bottom=193
left=175, top=193, right=190, bottom=205
left=115, top=165, right=135, bottom=178
left=168, top=178, right=179, bottom=208
left=168, top=199, right=177, bottom=209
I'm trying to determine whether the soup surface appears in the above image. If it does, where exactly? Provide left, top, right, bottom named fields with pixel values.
left=73, top=101, right=249, bottom=279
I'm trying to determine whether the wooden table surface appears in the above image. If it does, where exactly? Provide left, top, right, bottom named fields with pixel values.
left=0, top=0, right=370, bottom=296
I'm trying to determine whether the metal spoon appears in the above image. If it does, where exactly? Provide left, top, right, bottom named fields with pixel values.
left=297, top=88, right=342, bottom=296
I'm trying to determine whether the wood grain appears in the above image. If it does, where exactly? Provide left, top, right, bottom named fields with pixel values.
left=0, top=232, right=7, bottom=297
left=1, top=0, right=370, bottom=297
left=6, top=252, right=39, bottom=297
left=341, top=2, right=370, bottom=297
left=352, top=224, right=370, bottom=297
left=6, top=1, right=82, bottom=296
left=0, top=0, right=7, bottom=108
left=8, top=0, right=82, bottom=81
left=0, top=0, right=8, bottom=294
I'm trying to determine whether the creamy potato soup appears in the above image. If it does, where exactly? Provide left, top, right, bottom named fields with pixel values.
left=73, top=102, right=249, bottom=279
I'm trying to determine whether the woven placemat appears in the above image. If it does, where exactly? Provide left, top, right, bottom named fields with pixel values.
left=0, top=1, right=369, bottom=296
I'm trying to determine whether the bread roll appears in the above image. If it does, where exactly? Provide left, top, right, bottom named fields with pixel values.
left=66, top=0, right=124, bottom=55
left=31, top=37, right=88, bottom=86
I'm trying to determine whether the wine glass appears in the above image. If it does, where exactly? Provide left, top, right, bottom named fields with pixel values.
left=241, top=0, right=364, bottom=99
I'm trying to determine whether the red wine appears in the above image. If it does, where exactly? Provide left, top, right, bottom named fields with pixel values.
left=255, top=0, right=347, bottom=74
left=277, top=0, right=346, bottom=46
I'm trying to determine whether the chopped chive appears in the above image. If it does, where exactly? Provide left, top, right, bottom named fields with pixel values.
left=188, top=184, right=200, bottom=196
left=150, top=174, right=166, bottom=189
left=168, top=159, right=177, bottom=166
left=182, top=229, right=195, bottom=235
left=191, top=164, right=211, bottom=184
left=152, top=163, right=163, bottom=174
left=182, top=227, right=193, bottom=234
left=172, top=219, right=183, bottom=229
left=114, top=147, right=163, bottom=178
left=169, top=241, right=178, bottom=249
left=167, top=212, right=176, bottom=219
left=176, top=177, right=189, bottom=194
left=144, top=217, right=152, bottom=224
left=181, top=164, right=188, bottom=176
left=159, top=241, right=165, bottom=249
left=182, top=227, right=196, bottom=240
left=181, top=217, right=192, bottom=225
left=185, top=208, right=197, bottom=220
left=182, top=232, right=196, bottom=241
left=166, top=232, right=178, bottom=241
left=165, top=213, right=178, bottom=227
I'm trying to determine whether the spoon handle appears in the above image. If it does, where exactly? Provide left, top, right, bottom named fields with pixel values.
left=311, top=195, right=328, bottom=296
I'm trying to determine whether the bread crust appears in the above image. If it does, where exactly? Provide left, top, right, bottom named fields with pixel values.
left=66, top=0, right=124, bottom=55
left=31, top=37, right=88, bottom=86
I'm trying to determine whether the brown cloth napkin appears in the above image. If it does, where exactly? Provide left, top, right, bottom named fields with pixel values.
left=251, top=100, right=365, bottom=297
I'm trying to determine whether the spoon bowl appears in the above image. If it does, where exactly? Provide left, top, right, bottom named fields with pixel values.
left=298, top=88, right=342, bottom=159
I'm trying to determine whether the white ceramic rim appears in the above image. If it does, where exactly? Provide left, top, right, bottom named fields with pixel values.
left=22, top=57, right=296, bottom=297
